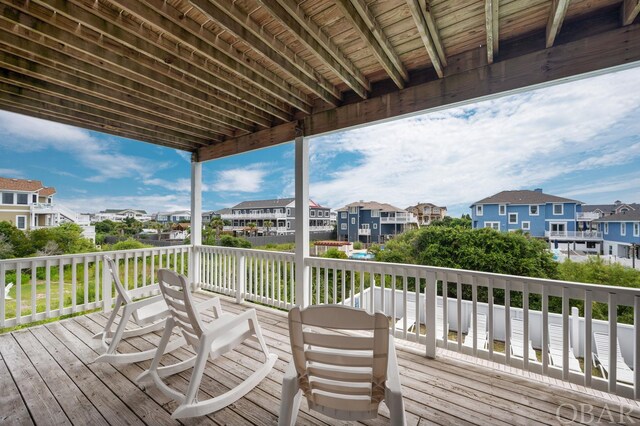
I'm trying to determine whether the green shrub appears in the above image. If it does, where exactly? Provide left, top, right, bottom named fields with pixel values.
left=218, top=235, right=252, bottom=248
left=322, top=248, right=348, bottom=259
left=108, top=238, right=151, bottom=251
left=352, top=241, right=363, bottom=250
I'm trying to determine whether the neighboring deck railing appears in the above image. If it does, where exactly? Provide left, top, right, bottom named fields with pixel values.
left=0, top=245, right=190, bottom=329
left=545, top=230, right=603, bottom=239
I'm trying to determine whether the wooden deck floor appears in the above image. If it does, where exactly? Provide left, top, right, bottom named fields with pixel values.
left=2, top=291, right=640, bottom=426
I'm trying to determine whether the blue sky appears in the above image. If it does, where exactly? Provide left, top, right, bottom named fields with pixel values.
left=0, top=67, right=639, bottom=217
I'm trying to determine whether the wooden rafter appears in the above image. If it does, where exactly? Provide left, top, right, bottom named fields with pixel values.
left=189, top=0, right=342, bottom=105
left=546, top=0, right=571, bottom=48
left=333, top=0, right=408, bottom=89
left=422, top=1, right=447, bottom=67
left=485, top=0, right=499, bottom=63
left=622, top=0, right=640, bottom=25
left=257, top=0, right=370, bottom=98
left=406, top=0, right=444, bottom=78
left=199, top=23, right=640, bottom=160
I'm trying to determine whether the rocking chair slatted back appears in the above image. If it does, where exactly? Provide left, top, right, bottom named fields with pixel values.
left=157, top=269, right=204, bottom=348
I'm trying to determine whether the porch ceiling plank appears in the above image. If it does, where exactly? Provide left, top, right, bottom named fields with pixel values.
left=105, top=0, right=312, bottom=113
left=0, top=3, right=268, bottom=132
left=0, top=81, right=213, bottom=147
left=0, top=63, right=222, bottom=145
left=406, top=0, right=445, bottom=78
left=28, top=0, right=293, bottom=122
left=546, top=0, right=571, bottom=48
left=188, top=0, right=342, bottom=105
left=333, top=0, right=408, bottom=89
left=255, top=0, right=370, bottom=98
left=0, top=45, right=232, bottom=139
left=107, top=0, right=313, bottom=114
left=0, top=100, right=202, bottom=151
left=198, top=22, right=640, bottom=161
left=622, top=0, right=640, bottom=25
left=485, top=0, right=499, bottom=63
left=422, top=0, right=448, bottom=67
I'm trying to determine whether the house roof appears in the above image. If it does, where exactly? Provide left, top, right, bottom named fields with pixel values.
left=406, top=202, right=446, bottom=210
left=471, top=190, right=582, bottom=206
left=101, top=209, right=148, bottom=214
left=595, top=211, right=640, bottom=222
left=0, top=177, right=56, bottom=196
left=583, top=203, right=639, bottom=214
left=214, top=208, right=232, bottom=215
left=336, top=201, right=405, bottom=213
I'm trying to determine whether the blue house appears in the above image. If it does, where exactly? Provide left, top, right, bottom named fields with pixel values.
left=336, top=201, right=418, bottom=243
left=470, top=189, right=600, bottom=251
left=596, top=210, right=640, bottom=259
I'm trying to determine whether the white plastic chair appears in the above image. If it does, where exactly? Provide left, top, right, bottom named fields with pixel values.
left=137, top=268, right=277, bottom=419
left=548, top=323, right=581, bottom=372
left=93, top=256, right=219, bottom=364
left=463, top=313, right=488, bottom=349
left=510, top=318, right=536, bottom=361
left=593, top=332, right=634, bottom=384
left=279, top=305, right=406, bottom=426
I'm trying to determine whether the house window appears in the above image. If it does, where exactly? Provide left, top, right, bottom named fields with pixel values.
left=476, top=205, right=483, bottom=216
left=634, top=222, right=640, bottom=237
left=310, top=210, right=315, bottom=217
left=16, top=215, right=27, bottom=230
left=351, top=218, right=356, bottom=225
left=2, top=192, right=13, bottom=204
left=553, top=204, right=563, bottom=215
left=529, top=205, right=539, bottom=215
left=361, top=224, right=370, bottom=229
left=286, top=208, right=291, bottom=216
left=32, top=194, right=37, bottom=203
left=371, top=210, right=380, bottom=217
left=508, top=213, right=518, bottom=224
left=604, top=223, right=609, bottom=234
left=341, top=223, right=347, bottom=230
left=325, top=211, right=329, bottom=217
left=341, top=212, right=347, bottom=219
left=286, top=221, right=290, bottom=229
left=373, top=223, right=378, bottom=230
left=621, top=223, right=626, bottom=236
left=484, top=222, right=499, bottom=230
left=522, top=221, right=530, bottom=231
left=16, top=193, right=28, bottom=205
left=349, top=207, right=358, bottom=214
left=499, top=204, right=506, bottom=216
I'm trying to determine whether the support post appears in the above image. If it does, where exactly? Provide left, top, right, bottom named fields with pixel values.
left=294, top=134, right=310, bottom=308
left=190, top=157, right=202, bottom=290
left=425, top=272, right=437, bottom=359
left=571, top=306, right=580, bottom=357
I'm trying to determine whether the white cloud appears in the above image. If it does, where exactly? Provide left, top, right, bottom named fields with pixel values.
left=0, top=168, right=23, bottom=178
left=210, top=164, right=270, bottom=193
left=309, top=68, right=640, bottom=213
left=0, top=111, right=167, bottom=182
left=57, top=193, right=190, bottom=214
left=143, top=177, right=192, bottom=193
left=175, top=149, right=192, bottom=163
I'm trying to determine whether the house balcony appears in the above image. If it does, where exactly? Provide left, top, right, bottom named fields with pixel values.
left=221, top=212, right=287, bottom=220
left=380, top=214, right=418, bottom=224
left=358, top=227, right=372, bottom=235
left=545, top=230, right=603, bottom=240
left=1, top=245, right=639, bottom=421
left=577, top=212, right=602, bottom=221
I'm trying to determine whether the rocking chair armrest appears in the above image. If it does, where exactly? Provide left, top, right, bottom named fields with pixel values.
left=195, top=296, right=223, bottom=319
left=202, top=308, right=257, bottom=338
left=124, top=293, right=165, bottom=310
left=127, top=284, right=161, bottom=299
left=385, top=336, right=402, bottom=394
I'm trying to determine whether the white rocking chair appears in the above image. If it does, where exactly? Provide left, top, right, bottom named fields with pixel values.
left=93, top=256, right=219, bottom=364
left=137, top=268, right=277, bottom=419
left=279, top=305, right=406, bottom=426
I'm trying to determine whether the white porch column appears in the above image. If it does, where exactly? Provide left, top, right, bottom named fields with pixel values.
left=294, top=135, right=310, bottom=308
left=189, top=158, right=202, bottom=289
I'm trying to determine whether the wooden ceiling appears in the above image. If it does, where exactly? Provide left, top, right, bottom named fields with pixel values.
left=0, top=0, right=638, bottom=161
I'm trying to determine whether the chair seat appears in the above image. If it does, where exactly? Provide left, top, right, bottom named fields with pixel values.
left=136, top=299, right=169, bottom=323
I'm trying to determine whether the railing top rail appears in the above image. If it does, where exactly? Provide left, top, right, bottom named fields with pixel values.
left=0, top=245, right=192, bottom=265
left=305, top=256, right=640, bottom=297
left=194, top=245, right=294, bottom=257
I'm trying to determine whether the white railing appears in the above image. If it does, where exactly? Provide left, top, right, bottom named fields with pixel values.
left=358, top=228, right=371, bottom=235
left=221, top=212, right=287, bottom=220
left=577, top=212, right=601, bottom=221
left=380, top=214, right=418, bottom=224
left=546, top=230, right=603, bottom=239
left=303, top=257, right=640, bottom=400
left=195, top=246, right=295, bottom=310
left=0, top=245, right=191, bottom=329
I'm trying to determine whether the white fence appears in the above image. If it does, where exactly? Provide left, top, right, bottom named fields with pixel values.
left=0, top=245, right=190, bottom=328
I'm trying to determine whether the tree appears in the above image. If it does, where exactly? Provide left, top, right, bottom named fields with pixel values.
left=264, top=220, right=273, bottom=235
left=94, top=219, right=117, bottom=235
left=247, top=222, right=257, bottom=236
left=0, top=221, right=32, bottom=258
left=209, top=218, right=225, bottom=240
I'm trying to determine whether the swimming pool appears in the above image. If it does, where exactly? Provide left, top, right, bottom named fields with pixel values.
left=350, top=252, right=375, bottom=260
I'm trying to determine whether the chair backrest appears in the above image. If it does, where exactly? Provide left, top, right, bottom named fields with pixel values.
left=288, top=305, right=390, bottom=418
left=157, top=269, right=205, bottom=348
left=104, top=256, right=132, bottom=304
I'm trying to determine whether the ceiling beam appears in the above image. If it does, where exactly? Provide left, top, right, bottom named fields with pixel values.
left=622, top=0, right=640, bottom=25
left=109, top=0, right=317, bottom=112
left=200, top=23, right=640, bottom=161
left=422, top=1, right=447, bottom=67
left=256, top=0, right=370, bottom=98
left=333, top=0, right=408, bottom=89
left=0, top=3, right=269, bottom=131
left=485, top=0, right=499, bottom=63
left=188, top=0, right=342, bottom=104
left=33, top=0, right=292, bottom=122
left=406, top=0, right=445, bottom=78
left=546, top=0, right=571, bottom=48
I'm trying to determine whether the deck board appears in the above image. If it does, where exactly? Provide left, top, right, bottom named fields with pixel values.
left=1, top=291, right=640, bottom=425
